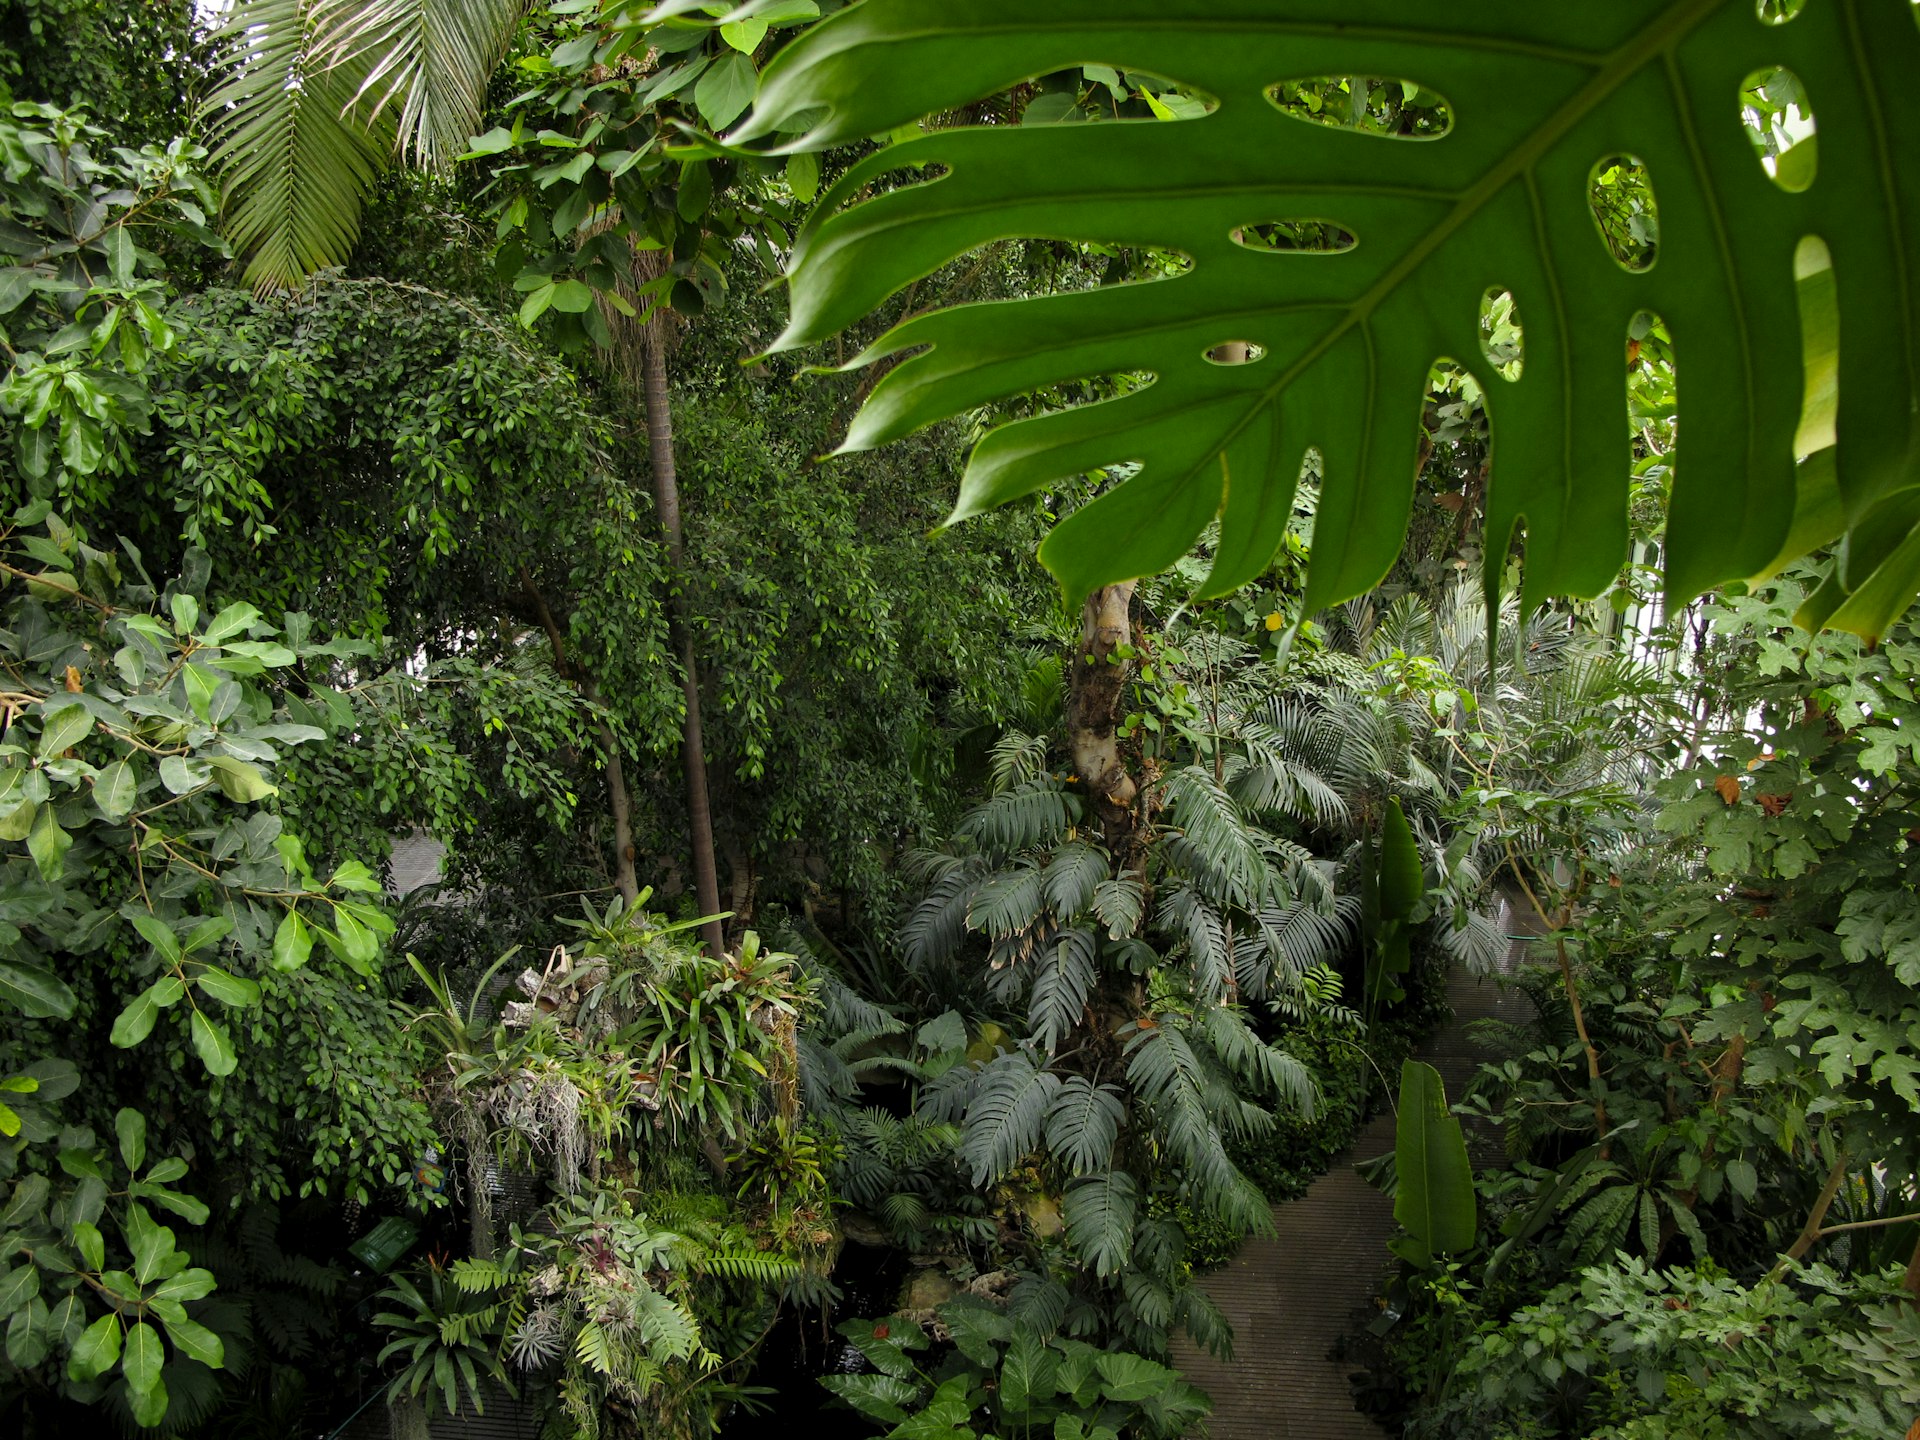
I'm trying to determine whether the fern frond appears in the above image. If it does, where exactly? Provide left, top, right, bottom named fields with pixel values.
left=1159, top=766, right=1270, bottom=908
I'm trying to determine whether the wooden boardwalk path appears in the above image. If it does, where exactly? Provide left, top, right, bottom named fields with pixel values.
left=1174, top=913, right=1535, bottom=1439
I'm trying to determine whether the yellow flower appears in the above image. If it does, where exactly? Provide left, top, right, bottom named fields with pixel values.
left=1263, top=611, right=1284, bottom=631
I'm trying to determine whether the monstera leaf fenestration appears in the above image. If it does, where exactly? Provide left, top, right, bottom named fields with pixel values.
left=743, top=1, right=1920, bottom=635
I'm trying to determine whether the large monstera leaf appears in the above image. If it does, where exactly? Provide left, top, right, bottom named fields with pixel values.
left=744, top=0, right=1920, bottom=634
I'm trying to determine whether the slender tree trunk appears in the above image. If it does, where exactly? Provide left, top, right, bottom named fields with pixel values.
left=640, top=327, right=726, bottom=959
left=1782, top=1151, right=1849, bottom=1265
left=1066, top=582, right=1139, bottom=849
left=520, top=568, right=639, bottom=906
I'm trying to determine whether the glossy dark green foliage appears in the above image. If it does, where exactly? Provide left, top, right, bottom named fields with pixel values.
left=752, top=1, right=1920, bottom=634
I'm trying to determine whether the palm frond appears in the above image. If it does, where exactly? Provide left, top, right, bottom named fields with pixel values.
left=966, top=863, right=1047, bottom=940
left=987, top=729, right=1053, bottom=793
left=311, top=0, right=527, bottom=165
left=1159, top=765, right=1270, bottom=908
left=1041, top=841, right=1109, bottom=920
left=1091, top=874, right=1143, bottom=940
left=203, top=0, right=395, bottom=288
left=1061, top=1170, right=1136, bottom=1276
left=956, top=778, right=1080, bottom=854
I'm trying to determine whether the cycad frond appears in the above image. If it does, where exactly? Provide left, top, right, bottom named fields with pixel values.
left=203, top=0, right=394, bottom=288
left=961, top=1051, right=1059, bottom=1186
left=1028, top=928, right=1097, bottom=1053
left=1155, top=884, right=1230, bottom=1004
left=1044, top=1074, right=1123, bottom=1176
left=956, top=779, right=1080, bottom=854
left=1061, top=1171, right=1136, bottom=1276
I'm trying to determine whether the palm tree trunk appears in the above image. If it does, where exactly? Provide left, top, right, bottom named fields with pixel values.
left=1066, top=582, right=1139, bottom=850
left=641, top=327, right=726, bottom=959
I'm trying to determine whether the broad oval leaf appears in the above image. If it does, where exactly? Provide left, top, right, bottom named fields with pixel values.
left=750, top=0, right=1920, bottom=629
left=66, top=1312, right=120, bottom=1382
left=109, top=977, right=185, bottom=1049
left=189, top=1010, right=239, bottom=1077
left=193, top=966, right=262, bottom=1009
left=121, top=1321, right=163, bottom=1397
left=0, top=960, right=78, bottom=1020
left=91, top=759, right=138, bottom=821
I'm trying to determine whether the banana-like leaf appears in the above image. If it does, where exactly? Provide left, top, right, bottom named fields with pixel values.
left=746, top=1, right=1920, bottom=633
left=1391, top=1059, right=1476, bottom=1268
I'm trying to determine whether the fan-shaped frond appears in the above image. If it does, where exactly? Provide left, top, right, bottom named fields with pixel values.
left=1044, top=1074, right=1123, bottom=1176
left=1434, top=907, right=1509, bottom=977
left=961, top=1051, right=1059, bottom=1186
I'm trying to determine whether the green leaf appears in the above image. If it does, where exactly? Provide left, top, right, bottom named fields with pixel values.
left=1392, top=1060, right=1477, bottom=1266
left=127, top=1373, right=168, bottom=1428
left=26, top=806, right=70, bottom=882
left=160, top=1313, right=223, bottom=1369
left=785, top=148, right=819, bottom=204
left=0, top=1264, right=39, bottom=1312
left=92, top=759, right=137, bottom=821
left=72, top=1220, right=105, bottom=1272
left=749, top=1, right=1920, bottom=627
left=66, top=1313, right=120, bottom=1382
left=194, top=966, right=262, bottom=1008
left=110, top=977, right=185, bottom=1048
left=271, top=909, right=313, bottom=972
left=148, top=1267, right=216, bottom=1305
left=189, top=1010, right=238, bottom=1077
left=121, top=1321, right=163, bottom=1396
left=0, top=960, right=78, bottom=1020
left=199, top=601, right=261, bottom=645
left=695, top=50, right=758, bottom=130
left=326, top=858, right=382, bottom=893
left=130, top=913, right=184, bottom=963
left=36, top=702, right=93, bottom=759
left=115, top=1108, right=147, bottom=1171
left=206, top=756, right=276, bottom=803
